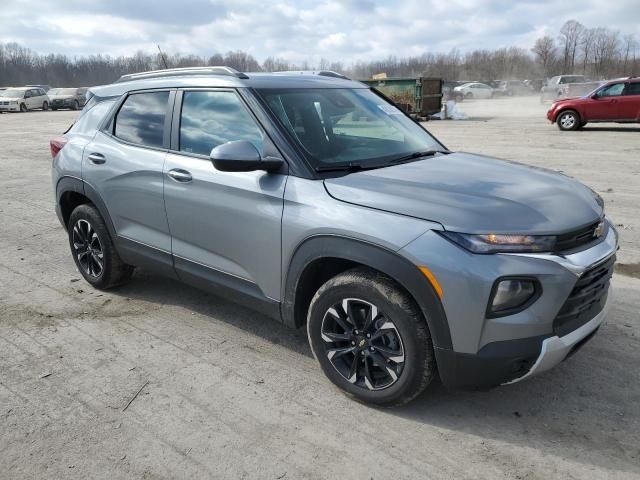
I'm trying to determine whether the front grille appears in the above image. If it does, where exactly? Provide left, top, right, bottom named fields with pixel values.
left=555, top=220, right=604, bottom=253
left=553, top=254, right=615, bottom=336
left=0, top=101, right=8, bottom=106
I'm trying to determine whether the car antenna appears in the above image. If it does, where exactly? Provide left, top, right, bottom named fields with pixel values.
left=157, top=45, right=168, bottom=69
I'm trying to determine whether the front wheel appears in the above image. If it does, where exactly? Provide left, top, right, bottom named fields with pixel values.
left=307, top=267, right=436, bottom=407
left=72, top=100, right=79, bottom=110
left=557, top=110, right=580, bottom=131
left=68, top=204, right=133, bottom=289
left=19, top=103, right=27, bottom=112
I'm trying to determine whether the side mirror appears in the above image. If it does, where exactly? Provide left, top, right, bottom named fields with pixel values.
left=591, top=93, right=599, bottom=99
left=210, top=140, right=283, bottom=173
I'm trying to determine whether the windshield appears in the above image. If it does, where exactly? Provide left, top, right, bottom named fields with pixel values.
left=49, top=88, right=77, bottom=95
left=257, top=88, right=443, bottom=169
left=1, top=88, right=25, bottom=98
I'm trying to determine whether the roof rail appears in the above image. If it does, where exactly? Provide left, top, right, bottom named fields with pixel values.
left=273, top=70, right=351, bottom=80
left=115, top=66, right=249, bottom=83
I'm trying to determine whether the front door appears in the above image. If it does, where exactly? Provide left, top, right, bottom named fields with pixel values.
left=163, top=89, right=286, bottom=301
left=585, top=82, right=626, bottom=121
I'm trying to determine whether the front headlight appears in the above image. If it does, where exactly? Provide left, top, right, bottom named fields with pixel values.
left=439, top=231, right=556, bottom=254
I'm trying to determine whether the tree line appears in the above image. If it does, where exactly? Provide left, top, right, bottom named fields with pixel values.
left=0, top=20, right=637, bottom=88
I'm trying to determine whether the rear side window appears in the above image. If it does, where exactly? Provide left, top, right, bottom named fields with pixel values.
left=179, top=91, right=264, bottom=156
left=624, top=83, right=640, bottom=96
left=114, top=91, right=169, bottom=148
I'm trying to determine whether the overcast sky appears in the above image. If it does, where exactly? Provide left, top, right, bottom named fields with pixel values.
left=2, top=0, right=639, bottom=63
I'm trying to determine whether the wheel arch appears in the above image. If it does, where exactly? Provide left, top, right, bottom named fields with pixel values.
left=282, top=235, right=453, bottom=350
left=56, top=177, right=117, bottom=239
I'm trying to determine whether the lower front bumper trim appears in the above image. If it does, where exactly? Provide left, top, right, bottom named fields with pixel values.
left=503, top=291, right=611, bottom=385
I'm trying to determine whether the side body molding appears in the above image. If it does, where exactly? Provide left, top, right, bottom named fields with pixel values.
left=282, top=235, right=453, bottom=350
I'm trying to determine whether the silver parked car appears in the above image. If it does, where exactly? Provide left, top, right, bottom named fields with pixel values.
left=48, top=87, right=88, bottom=110
left=51, top=67, right=617, bottom=406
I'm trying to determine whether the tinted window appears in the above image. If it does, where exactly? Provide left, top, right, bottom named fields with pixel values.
left=114, top=91, right=169, bottom=148
left=624, top=83, right=640, bottom=96
left=599, top=83, right=625, bottom=97
left=179, top=91, right=264, bottom=156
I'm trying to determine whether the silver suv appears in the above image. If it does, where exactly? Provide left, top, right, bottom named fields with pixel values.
left=51, top=67, right=618, bottom=406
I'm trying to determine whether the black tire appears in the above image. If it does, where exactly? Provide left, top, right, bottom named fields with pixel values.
left=307, top=267, right=436, bottom=407
left=68, top=204, right=133, bottom=289
left=19, top=103, right=27, bottom=112
left=42, top=101, right=49, bottom=111
left=51, top=107, right=58, bottom=111
left=72, top=100, right=79, bottom=110
left=557, top=110, right=580, bottom=131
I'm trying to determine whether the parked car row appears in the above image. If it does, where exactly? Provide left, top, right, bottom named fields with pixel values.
left=0, top=86, right=87, bottom=112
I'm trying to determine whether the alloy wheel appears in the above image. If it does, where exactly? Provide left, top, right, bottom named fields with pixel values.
left=320, top=298, right=405, bottom=390
left=72, top=219, right=104, bottom=278
left=559, top=112, right=576, bottom=129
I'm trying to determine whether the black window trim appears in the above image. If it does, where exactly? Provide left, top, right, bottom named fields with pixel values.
left=101, top=88, right=175, bottom=153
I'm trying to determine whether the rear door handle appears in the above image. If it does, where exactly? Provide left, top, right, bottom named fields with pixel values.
left=87, top=152, right=106, bottom=164
left=167, top=169, right=192, bottom=183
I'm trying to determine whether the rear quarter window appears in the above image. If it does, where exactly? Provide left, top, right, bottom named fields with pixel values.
left=69, top=98, right=117, bottom=135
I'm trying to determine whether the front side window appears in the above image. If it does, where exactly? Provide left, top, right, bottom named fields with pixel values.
left=598, top=83, right=625, bottom=97
left=179, top=91, right=264, bottom=156
left=258, top=88, right=443, bottom=169
left=114, top=91, right=169, bottom=148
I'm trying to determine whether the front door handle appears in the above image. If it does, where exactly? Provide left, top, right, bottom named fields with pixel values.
left=168, top=169, right=193, bottom=183
left=87, top=152, right=106, bottom=164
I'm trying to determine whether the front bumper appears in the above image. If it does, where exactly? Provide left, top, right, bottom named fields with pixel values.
left=0, top=104, right=20, bottom=112
left=400, top=220, right=618, bottom=389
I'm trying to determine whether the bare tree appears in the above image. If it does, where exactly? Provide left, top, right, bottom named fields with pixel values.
left=532, top=36, right=557, bottom=76
left=621, top=33, right=637, bottom=76
left=559, top=20, right=584, bottom=73
left=592, top=28, right=620, bottom=78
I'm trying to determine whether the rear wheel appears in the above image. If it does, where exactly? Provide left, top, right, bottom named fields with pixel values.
left=72, top=100, right=79, bottom=110
left=307, top=267, right=436, bottom=407
left=42, top=101, right=49, bottom=111
left=557, top=110, right=580, bottom=131
left=68, top=204, right=133, bottom=289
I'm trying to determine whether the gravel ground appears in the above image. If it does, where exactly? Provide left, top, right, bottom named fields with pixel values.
left=0, top=99, right=639, bottom=479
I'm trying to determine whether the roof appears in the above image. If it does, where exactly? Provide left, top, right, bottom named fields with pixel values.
left=90, top=67, right=367, bottom=98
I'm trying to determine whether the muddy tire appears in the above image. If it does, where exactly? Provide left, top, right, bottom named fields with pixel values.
left=68, top=204, right=133, bottom=290
left=307, top=267, right=436, bottom=407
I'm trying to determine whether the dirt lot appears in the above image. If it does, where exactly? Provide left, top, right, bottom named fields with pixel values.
left=1, top=98, right=639, bottom=479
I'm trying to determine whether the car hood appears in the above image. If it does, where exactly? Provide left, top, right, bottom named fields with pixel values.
left=0, top=96, right=22, bottom=102
left=323, top=152, right=603, bottom=234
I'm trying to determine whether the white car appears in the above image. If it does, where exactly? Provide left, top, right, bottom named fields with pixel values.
left=0, top=87, right=50, bottom=112
left=453, top=82, right=494, bottom=99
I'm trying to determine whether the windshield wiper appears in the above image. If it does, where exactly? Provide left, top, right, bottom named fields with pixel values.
left=388, top=149, right=450, bottom=165
left=315, top=162, right=369, bottom=173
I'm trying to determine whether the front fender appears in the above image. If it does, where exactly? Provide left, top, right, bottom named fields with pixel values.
left=282, top=235, right=452, bottom=350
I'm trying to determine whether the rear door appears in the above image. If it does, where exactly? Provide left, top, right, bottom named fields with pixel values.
left=163, top=89, right=287, bottom=301
left=620, top=82, right=640, bottom=120
left=584, top=82, right=626, bottom=121
left=83, top=89, right=174, bottom=273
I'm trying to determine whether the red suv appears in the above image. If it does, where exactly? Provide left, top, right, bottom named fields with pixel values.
left=547, top=78, right=640, bottom=130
